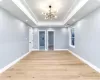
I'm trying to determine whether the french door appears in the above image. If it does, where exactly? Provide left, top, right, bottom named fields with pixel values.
left=39, top=30, right=55, bottom=51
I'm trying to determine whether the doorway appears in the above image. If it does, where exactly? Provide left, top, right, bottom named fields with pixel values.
left=38, top=30, right=55, bottom=51
left=47, top=31, right=55, bottom=50
left=39, top=31, right=46, bottom=50
left=29, top=28, right=33, bottom=51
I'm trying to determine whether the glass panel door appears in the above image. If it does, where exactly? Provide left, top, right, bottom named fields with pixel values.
left=48, top=31, right=54, bottom=50
left=39, top=31, right=45, bottom=50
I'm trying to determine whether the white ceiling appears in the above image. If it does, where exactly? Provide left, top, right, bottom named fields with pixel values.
left=0, top=0, right=100, bottom=27
left=23, top=0, right=79, bottom=22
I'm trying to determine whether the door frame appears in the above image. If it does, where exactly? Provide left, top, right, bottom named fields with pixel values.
left=29, top=28, right=33, bottom=51
left=38, top=30, right=46, bottom=51
left=47, top=30, right=55, bottom=51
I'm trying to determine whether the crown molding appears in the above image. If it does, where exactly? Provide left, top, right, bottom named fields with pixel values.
left=37, top=22, right=64, bottom=26
left=12, top=0, right=38, bottom=24
left=12, top=0, right=88, bottom=26
left=23, top=0, right=38, bottom=22
left=63, top=0, right=77, bottom=21
left=63, top=0, right=89, bottom=25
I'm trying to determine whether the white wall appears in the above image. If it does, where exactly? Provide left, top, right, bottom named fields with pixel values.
left=68, top=7, right=100, bottom=69
left=33, top=27, right=68, bottom=50
left=0, top=8, right=29, bottom=69
left=29, top=27, right=34, bottom=51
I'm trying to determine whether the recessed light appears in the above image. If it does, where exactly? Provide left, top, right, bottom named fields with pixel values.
left=26, top=20, right=28, bottom=22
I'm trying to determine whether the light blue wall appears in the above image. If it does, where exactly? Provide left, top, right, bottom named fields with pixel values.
left=0, top=8, right=29, bottom=69
left=68, top=7, right=100, bottom=68
left=33, top=27, right=68, bottom=50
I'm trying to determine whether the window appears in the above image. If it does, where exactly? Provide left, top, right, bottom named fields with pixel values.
left=69, top=27, right=75, bottom=48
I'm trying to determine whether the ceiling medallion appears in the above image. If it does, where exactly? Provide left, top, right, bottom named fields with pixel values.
left=42, top=5, right=58, bottom=20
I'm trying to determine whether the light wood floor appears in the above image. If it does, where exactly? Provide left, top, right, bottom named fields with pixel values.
left=0, top=51, right=100, bottom=80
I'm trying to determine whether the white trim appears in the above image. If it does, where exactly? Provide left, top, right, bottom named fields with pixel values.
left=47, top=30, right=55, bottom=51
left=12, top=0, right=88, bottom=26
left=32, top=49, right=39, bottom=51
left=69, top=45, right=75, bottom=48
left=63, top=0, right=77, bottom=21
left=68, top=50, right=100, bottom=73
left=32, top=49, right=47, bottom=51
left=33, top=48, right=68, bottom=52
left=23, top=0, right=38, bottom=22
left=54, top=49, right=68, bottom=51
left=0, top=51, right=32, bottom=74
left=12, top=0, right=37, bottom=24
left=29, top=28, right=34, bottom=51
left=37, top=22, right=63, bottom=26
left=69, top=28, right=75, bottom=48
left=1, top=49, right=100, bottom=74
left=38, top=30, right=46, bottom=51
left=63, top=0, right=88, bottom=24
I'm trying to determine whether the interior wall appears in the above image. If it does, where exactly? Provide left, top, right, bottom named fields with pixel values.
left=0, top=8, right=29, bottom=69
left=33, top=27, right=68, bottom=50
left=68, top=7, right=100, bottom=69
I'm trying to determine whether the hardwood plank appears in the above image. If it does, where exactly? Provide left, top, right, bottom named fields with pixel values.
left=0, top=51, right=100, bottom=80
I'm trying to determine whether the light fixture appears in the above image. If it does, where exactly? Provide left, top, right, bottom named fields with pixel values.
left=42, top=5, right=57, bottom=20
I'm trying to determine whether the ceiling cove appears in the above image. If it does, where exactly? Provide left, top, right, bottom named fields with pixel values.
left=12, top=0, right=89, bottom=26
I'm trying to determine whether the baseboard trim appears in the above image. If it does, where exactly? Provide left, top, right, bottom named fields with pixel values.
left=1, top=50, right=99, bottom=74
left=32, top=49, right=39, bottom=51
left=68, top=50, right=100, bottom=73
left=32, top=49, right=68, bottom=51
left=0, top=51, right=32, bottom=74
left=54, top=49, right=68, bottom=51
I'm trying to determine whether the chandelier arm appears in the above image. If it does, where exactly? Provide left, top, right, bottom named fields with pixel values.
left=42, top=5, right=57, bottom=20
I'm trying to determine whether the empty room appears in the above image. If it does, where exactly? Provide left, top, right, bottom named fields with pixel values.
left=0, top=0, right=100, bottom=80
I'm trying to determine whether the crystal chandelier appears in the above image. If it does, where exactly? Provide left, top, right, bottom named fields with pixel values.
left=42, top=5, right=57, bottom=20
